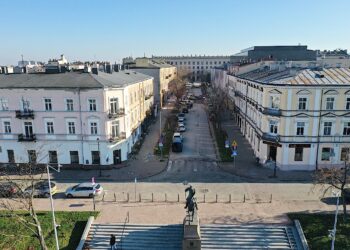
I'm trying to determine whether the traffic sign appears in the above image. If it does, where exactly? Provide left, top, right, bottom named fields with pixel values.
left=231, top=150, right=237, bottom=157
left=232, top=140, right=238, bottom=147
left=225, top=139, right=229, bottom=149
left=159, top=142, right=163, bottom=148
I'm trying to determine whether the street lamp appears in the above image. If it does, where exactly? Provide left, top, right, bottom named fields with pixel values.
left=329, top=191, right=341, bottom=250
left=46, top=164, right=61, bottom=250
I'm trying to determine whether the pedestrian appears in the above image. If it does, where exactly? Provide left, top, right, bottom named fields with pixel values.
left=110, top=234, right=116, bottom=250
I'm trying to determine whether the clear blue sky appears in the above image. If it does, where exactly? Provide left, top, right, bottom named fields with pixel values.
left=1, top=0, right=349, bottom=65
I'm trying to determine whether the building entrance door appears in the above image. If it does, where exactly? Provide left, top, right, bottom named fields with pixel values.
left=113, top=150, right=121, bottom=164
left=269, top=145, right=277, bottom=161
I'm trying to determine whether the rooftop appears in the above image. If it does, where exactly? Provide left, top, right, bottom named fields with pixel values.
left=0, top=70, right=152, bottom=89
left=237, top=67, right=350, bottom=85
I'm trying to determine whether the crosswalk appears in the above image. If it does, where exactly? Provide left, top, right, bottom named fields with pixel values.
left=85, top=223, right=304, bottom=250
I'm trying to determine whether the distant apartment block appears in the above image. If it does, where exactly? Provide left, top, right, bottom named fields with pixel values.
left=0, top=69, right=154, bottom=166
left=213, top=62, right=350, bottom=171
left=153, top=55, right=230, bottom=82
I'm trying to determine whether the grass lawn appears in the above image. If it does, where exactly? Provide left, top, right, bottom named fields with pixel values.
left=213, top=125, right=233, bottom=162
left=0, top=211, right=98, bottom=250
left=288, top=213, right=350, bottom=250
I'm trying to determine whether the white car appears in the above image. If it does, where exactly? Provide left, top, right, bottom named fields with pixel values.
left=65, top=182, right=104, bottom=198
left=178, top=116, right=185, bottom=122
left=173, top=132, right=183, bottom=141
left=193, top=82, right=202, bottom=88
left=178, top=121, right=185, bottom=127
left=178, top=125, right=186, bottom=132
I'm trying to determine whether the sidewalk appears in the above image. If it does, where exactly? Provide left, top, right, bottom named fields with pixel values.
left=5, top=105, right=172, bottom=182
left=218, top=117, right=314, bottom=183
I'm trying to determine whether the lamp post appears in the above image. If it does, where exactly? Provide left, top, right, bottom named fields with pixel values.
left=97, top=138, right=101, bottom=177
left=47, top=164, right=61, bottom=250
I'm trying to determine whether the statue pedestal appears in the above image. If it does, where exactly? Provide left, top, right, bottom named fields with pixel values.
left=182, top=211, right=201, bottom=250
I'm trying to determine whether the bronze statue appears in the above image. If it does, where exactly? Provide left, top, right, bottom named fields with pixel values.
left=184, top=185, right=198, bottom=219
left=184, top=185, right=196, bottom=209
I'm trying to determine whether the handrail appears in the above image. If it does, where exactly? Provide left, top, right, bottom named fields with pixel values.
left=120, top=211, right=129, bottom=250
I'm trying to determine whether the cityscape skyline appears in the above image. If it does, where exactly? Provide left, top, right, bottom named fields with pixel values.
left=1, top=0, right=350, bottom=65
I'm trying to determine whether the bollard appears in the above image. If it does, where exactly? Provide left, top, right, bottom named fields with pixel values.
left=127, top=193, right=129, bottom=202
left=216, top=194, right=218, bottom=203
left=93, top=196, right=96, bottom=211
left=114, top=193, right=116, bottom=202
left=165, top=193, right=167, bottom=202
left=243, top=194, right=245, bottom=203
left=204, top=194, right=206, bottom=203
left=229, top=194, right=231, bottom=203
left=270, top=194, right=272, bottom=203
left=102, top=192, right=105, bottom=202
left=152, top=193, right=154, bottom=202
left=139, top=193, right=141, bottom=202
left=178, top=193, right=180, bottom=202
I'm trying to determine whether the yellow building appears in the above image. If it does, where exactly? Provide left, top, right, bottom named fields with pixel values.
left=225, top=66, right=350, bottom=171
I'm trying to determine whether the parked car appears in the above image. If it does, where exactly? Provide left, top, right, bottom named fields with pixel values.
left=65, top=182, right=104, bottom=198
left=0, top=182, right=20, bottom=198
left=178, top=116, right=185, bottom=122
left=193, top=82, right=202, bottom=88
left=182, top=108, right=189, bottom=113
left=173, top=132, right=183, bottom=142
left=177, top=113, right=186, bottom=119
left=24, top=181, right=58, bottom=198
left=345, top=188, right=350, bottom=202
left=172, top=138, right=183, bottom=152
left=177, top=125, right=186, bottom=132
left=178, top=121, right=185, bottom=127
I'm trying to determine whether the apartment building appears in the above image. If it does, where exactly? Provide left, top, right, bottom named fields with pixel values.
left=213, top=63, right=350, bottom=171
left=153, top=55, right=230, bottom=81
left=127, top=57, right=176, bottom=108
left=0, top=69, right=154, bottom=166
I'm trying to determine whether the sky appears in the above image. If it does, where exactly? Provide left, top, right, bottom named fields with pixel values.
left=1, top=0, right=349, bottom=65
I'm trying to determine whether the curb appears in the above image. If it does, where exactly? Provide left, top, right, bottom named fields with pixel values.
left=294, top=220, right=309, bottom=250
left=76, top=216, right=95, bottom=250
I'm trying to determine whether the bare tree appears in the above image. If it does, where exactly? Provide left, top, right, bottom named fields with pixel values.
left=168, top=69, right=190, bottom=101
left=0, top=150, right=50, bottom=249
left=314, top=149, right=350, bottom=222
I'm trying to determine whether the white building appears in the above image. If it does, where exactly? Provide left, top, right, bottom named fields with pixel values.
left=0, top=69, right=154, bottom=166
left=153, top=55, right=230, bottom=81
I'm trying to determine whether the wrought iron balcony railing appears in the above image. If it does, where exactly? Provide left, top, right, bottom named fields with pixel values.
left=108, top=108, right=125, bottom=119
left=261, top=133, right=280, bottom=143
left=15, top=109, right=35, bottom=119
left=262, top=107, right=282, bottom=117
left=18, top=133, right=36, bottom=142
left=109, top=132, right=126, bottom=143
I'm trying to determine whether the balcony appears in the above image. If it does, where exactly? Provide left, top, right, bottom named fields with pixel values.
left=261, top=133, right=280, bottom=144
left=18, top=134, right=36, bottom=142
left=145, top=94, right=153, bottom=100
left=108, top=108, right=125, bottom=119
left=15, top=109, right=34, bottom=119
left=109, top=132, right=126, bottom=143
left=262, top=107, right=282, bottom=117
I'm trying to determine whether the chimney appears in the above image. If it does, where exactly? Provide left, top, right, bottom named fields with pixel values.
left=92, top=63, right=99, bottom=75
left=106, top=63, right=112, bottom=74
left=113, top=63, right=120, bottom=72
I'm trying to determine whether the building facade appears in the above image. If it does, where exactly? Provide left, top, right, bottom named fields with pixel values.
left=213, top=63, right=350, bottom=171
left=0, top=70, right=154, bottom=166
left=153, top=55, right=230, bottom=81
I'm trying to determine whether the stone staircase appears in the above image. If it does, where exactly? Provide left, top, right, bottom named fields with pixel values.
left=85, top=223, right=183, bottom=250
left=201, top=224, right=302, bottom=249
left=85, top=223, right=304, bottom=250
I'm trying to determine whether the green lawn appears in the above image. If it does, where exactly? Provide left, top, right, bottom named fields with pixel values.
left=0, top=211, right=98, bottom=250
left=213, top=125, right=233, bottom=162
left=288, top=213, right=350, bottom=250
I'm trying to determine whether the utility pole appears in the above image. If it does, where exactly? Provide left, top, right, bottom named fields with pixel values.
left=97, top=138, right=101, bottom=177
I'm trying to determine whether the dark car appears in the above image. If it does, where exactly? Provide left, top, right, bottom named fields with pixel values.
left=0, top=182, right=20, bottom=198
left=182, top=108, right=189, bottom=113
left=172, top=138, right=183, bottom=152
left=186, top=102, right=193, bottom=109
left=344, top=188, right=350, bottom=202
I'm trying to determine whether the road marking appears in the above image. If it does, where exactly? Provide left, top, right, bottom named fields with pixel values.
left=167, top=160, right=172, bottom=172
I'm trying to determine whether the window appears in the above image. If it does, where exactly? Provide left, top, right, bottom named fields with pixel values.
left=44, top=98, right=52, bottom=111
left=90, top=122, right=98, bottom=135
left=49, top=151, right=58, bottom=164
left=88, top=99, right=97, bottom=111
left=7, top=150, right=15, bottom=163
left=111, top=121, right=120, bottom=137
left=214, top=61, right=217, bottom=64
left=298, top=97, right=307, bottom=110
left=22, top=99, right=30, bottom=111
left=269, top=120, right=278, bottom=134
left=346, top=98, right=350, bottom=110
left=28, top=150, right=37, bottom=163
left=344, top=122, right=350, bottom=135
left=46, top=122, right=54, bottom=134
left=270, top=95, right=280, bottom=109
left=4, top=121, right=11, bottom=133
left=70, top=151, right=79, bottom=164
left=294, top=146, right=303, bottom=161
left=321, top=148, right=331, bottom=161
left=296, top=122, right=305, bottom=135
left=0, top=98, right=8, bottom=110
left=91, top=151, right=100, bottom=164
left=24, top=122, right=33, bottom=137
left=325, top=97, right=335, bottom=110
left=66, top=99, right=74, bottom=111
left=323, top=122, right=332, bottom=135
left=110, top=98, right=119, bottom=113
left=341, top=148, right=350, bottom=161
left=68, top=122, right=76, bottom=134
